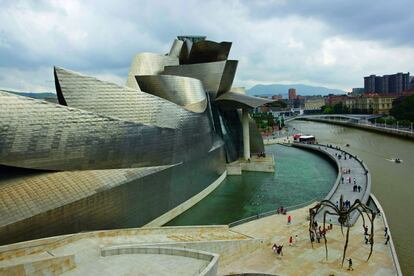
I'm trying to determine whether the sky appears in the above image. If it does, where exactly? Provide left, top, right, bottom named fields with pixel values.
left=0, top=0, right=413, bottom=92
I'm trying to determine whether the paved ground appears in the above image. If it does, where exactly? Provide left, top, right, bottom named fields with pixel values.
left=64, top=254, right=208, bottom=276
left=0, top=226, right=249, bottom=275
left=222, top=204, right=396, bottom=275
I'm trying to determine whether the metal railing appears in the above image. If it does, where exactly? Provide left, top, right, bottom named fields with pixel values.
left=228, top=197, right=321, bottom=228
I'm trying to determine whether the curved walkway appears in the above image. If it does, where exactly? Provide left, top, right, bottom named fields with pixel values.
left=292, top=143, right=371, bottom=226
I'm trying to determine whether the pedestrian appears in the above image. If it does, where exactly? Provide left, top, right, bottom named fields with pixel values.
left=364, top=225, right=368, bottom=235
left=358, top=185, right=361, bottom=192
left=364, top=233, right=369, bottom=244
left=347, top=258, right=354, bottom=271
left=353, top=178, right=356, bottom=184
left=384, top=226, right=388, bottom=237
left=289, top=236, right=293, bottom=246
left=341, top=176, right=344, bottom=184
left=287, top=215, right=292, bottom=225
left=385, top=235, right=390, bottom=245
left=353, top=185, right=357, bottom=192
left=310, top=231, right=315, bottom=242
left=335, top=200, right=338, bottom=208
left=294, top=234, right=299, bottom=246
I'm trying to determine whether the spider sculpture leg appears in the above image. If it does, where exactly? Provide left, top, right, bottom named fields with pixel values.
left=341, top=218, right=351, bottom=267
left=350, top=203, right=376, bottom=261
left=348, top=199, right=376, bottom=261
left=322, top=210, right=338, bottom=260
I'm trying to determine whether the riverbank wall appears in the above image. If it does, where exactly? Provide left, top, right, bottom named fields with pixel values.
left=298, top=118, right=414, bottom=140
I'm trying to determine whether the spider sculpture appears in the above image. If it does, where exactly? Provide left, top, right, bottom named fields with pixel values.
left=308, top=195, right=376, bottom=267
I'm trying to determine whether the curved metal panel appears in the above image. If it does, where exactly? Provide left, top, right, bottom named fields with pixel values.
left=126, top=53, right=178, bottom=90
left=0, top=165, right=174, bottom=228
left=0, top=144, right=226, bottom=245
left=185, top=40, right=232, bottom=64
left=55, top=67, right=201, bottom=129
left=163, top=60, right=238, bottom=98
left=215, top=91, right=273, bottom=110
left=168, top=39, right=184, bottom=58
left=136, top=75, right=207, bottom=113
left=0, top=91, right=212, bottom=171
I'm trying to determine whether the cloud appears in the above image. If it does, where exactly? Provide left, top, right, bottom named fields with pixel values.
left=0, top=0, right=413, bottom=92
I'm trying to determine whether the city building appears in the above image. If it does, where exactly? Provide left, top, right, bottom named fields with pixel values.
left=325, top=94, right=348, bottom=106
left=271, top=94, right=283, bottom=100
left=343, top=94, right=397, bottom=114
left=0, top=36, right=272, bottom=245
left=288, top=88, right=297, bottom=100
left=352, top=88, right=364, bottom=95
left=364, top=72, right=410, bottom=94
left=304, top=98, right=325, bottom=111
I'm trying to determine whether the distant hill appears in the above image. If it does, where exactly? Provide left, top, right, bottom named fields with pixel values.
left=0, top=90, right=56, bottom=100
left=247, top=84, right=346, bottom=97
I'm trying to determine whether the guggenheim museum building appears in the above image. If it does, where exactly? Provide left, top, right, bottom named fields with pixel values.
left=0, top=36, right=272, bottom=245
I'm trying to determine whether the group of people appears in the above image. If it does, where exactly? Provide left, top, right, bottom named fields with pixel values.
left=341, top=173, right=363, bottom=194
left=276, top=206, right=287, bottom=215
left=363, top=225, right=373, bottom=245
left=309, top=221, right=333, bottom=243
left=336, top=199, right=352, bottom=209
left=353, top=184, right=362, bottom=192
left=272, top=243, right=283, bottom=256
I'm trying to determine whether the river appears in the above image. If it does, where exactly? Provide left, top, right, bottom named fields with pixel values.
left=289, top=120, right=414, bottom=275
left=167, top=144, right=336, bottom=226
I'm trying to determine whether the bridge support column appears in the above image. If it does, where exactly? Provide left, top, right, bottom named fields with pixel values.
left=242, top=108, right=250, bottom=160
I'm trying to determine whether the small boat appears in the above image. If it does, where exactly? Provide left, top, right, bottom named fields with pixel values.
left=345, top=144, right=350, bottom=147
left=394, top=158, right=401, bottom=163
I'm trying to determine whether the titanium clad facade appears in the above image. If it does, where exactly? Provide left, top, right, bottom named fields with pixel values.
left=136, top=75, right=207, bottom=113
left=185, top=40, right=232, bottom=64
left=163, top=60, right=238, bottom=98
left=55, top=67, right=198, bottom=129
left=0, top=35, right=269, bottom=245
left=126, top=53, right=179, bottom=90
left=168, top=39, right=184, bottom=58
left=215, top=91, right=273, bottom=110
left=0, top=91, right=211, bottom=171
left=0, top=145, right=226, bottom=245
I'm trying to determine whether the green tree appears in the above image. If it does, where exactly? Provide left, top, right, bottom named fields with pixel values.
left=390, top=95, right=414, bottom=121
left=267, top=100, right=287, bottom=108
left=333, top=102, right=350, bottom=114
left=322, top=105, right=334, bottom=114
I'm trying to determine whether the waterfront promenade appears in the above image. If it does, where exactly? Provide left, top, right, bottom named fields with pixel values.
left=292, top=143, right=371, bottom=226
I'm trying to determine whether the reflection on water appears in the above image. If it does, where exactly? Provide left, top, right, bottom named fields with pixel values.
left=167, top=144, right=336, bottom=225
left=289, top=120, right=414, bottom=275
